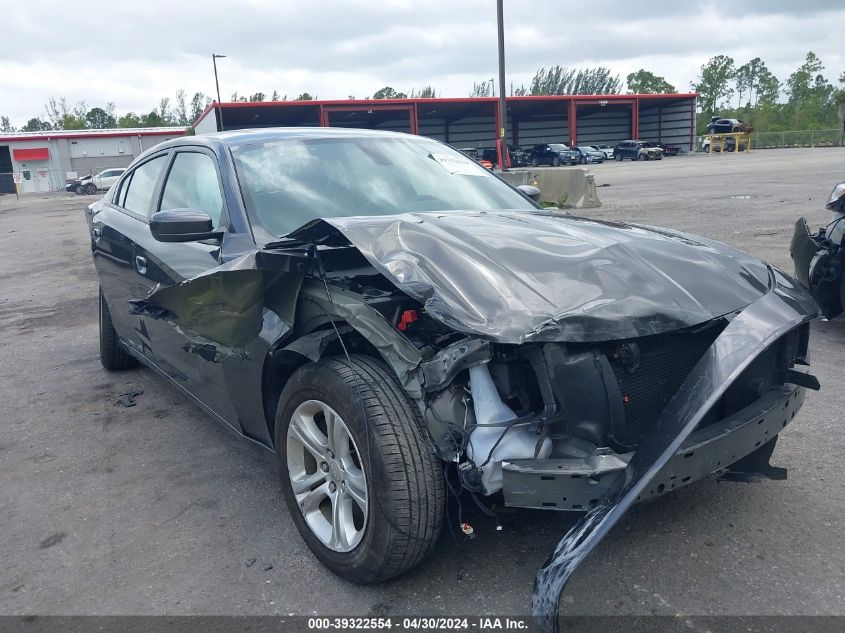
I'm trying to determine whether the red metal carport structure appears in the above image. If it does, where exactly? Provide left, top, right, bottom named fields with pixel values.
left=194, top=93, right=698, bottom=160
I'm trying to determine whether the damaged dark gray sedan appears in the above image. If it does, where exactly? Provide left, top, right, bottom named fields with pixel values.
left=86, top=128, right=820, bottom=622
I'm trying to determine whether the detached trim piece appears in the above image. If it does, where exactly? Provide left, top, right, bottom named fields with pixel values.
left=530, top=279, right=819, bottom=632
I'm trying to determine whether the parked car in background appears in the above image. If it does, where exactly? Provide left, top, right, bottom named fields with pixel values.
left=458, top=148, right=493, bottom=170
left=528, top=143, right=578, bottom=167
left=613, top=140, right=663, bottom=161
left=706, top=117, right=753, bottom=135
left=592, top=144, right=615, bottom=160
left=642, top=141, right=680, bottom=156
left=478, top=145, right=529, bottom=168
left=571, top=146, right=605, bottom=164
left=72, top=168, right=127, bottom=194
left=92, top=168, right=126, bottom=191
left=507, top=145, right=529, bottom=167
left=701, top=136, right=747, bottom=153
left=65, top=173, right=92, bottom=194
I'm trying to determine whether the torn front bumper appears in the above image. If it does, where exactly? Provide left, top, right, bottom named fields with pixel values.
left=503, top=384, right=805, bottom=511
left=529, top=276, right=819, bottom=632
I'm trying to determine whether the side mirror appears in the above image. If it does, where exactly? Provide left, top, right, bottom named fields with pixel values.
left=516, top=184, right=542, bottom=202
left=150, top=208, right=223, bottom=242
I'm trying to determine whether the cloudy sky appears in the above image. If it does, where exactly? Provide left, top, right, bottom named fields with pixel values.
left=2, top=0, right=843, bottom=126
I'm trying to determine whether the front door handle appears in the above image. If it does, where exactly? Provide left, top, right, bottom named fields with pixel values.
left=135, top=255, right=147, bottom=275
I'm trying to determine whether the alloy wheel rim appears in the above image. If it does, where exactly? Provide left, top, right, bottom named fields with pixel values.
left=286, top=399, right=368, bottom=553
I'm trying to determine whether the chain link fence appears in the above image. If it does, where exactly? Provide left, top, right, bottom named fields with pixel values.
left=697, top=129, right=844, bottom=152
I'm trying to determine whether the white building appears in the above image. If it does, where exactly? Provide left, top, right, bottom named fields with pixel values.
left=0, top=127, right=187, bottom=194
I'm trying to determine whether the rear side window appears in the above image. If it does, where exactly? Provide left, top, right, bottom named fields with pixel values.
left=159, top=152, right=224, bottom=227
left=121, top=156, right=167, bottom=217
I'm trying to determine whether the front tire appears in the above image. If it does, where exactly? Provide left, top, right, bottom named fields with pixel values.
left=277, top=355, right=444, bottom=584
left=84, top=183, right=97, bottom=195
left=552, top=156, right=561, bottom=166
left=99, top=288, right=137, bottom=370
left=615, top=153, right=622, bottom=161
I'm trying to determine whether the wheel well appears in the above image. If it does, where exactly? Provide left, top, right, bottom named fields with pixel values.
left=261, top=323, right=384, bottom=448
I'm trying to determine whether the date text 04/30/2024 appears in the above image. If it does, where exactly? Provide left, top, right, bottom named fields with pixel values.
left=307, top=617, right=529, bottom=630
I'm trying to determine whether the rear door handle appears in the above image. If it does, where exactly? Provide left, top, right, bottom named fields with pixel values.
left=135, top=256, right=147, bottom=275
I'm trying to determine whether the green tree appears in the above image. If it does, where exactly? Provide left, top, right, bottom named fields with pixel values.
left=470, top=80, right=493, bottom=97
left=529, top=66, right=621, bottom=95
left=189, top=92, right=211, bottom=123
left=786, top=52, right=835, bottom=128
left=85, top=106, right=116, bottom=129
left=117, top=112, right=144, bottom=128
left=294, top=93, right=314, bottom=101
left=626, top=69, right=675, bottom=94
left=174, top=90, right=189, bottom=126
left=414, top=85, right=437, bottom=98
left=248, top=92, right=266, bottom=102
left=692, top=55, right=736, bottom=115
left=45, top=97, right=87, bottom=129
left=22, top=117, right=52, bottom=131
left=1, top=116, right=14, bottom=132
left=372, top=86, right=406, bottom=99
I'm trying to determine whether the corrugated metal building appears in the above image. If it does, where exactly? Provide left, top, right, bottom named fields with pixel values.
left=193, top=94, right=697, bottom=160
left=0, top=127, right=187, bottom=194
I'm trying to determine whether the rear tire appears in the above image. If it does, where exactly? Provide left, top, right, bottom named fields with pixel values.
left=99, top=288, right=137, bottom=370
left=277, top=354, right=444, bottom=584
left=552, top=156, right=561, bottom=167
left=530, top=156, right=539, bottom=167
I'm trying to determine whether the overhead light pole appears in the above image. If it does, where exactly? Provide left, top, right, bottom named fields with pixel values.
left=496, top=0, right=509, bottom=170
left=212, top=53, right=227, bottom=131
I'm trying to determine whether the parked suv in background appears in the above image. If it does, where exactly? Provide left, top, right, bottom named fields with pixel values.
left=528, top=143, right=578, bottom=167
left=613, top=140, right=663, bottom=161
left=74, top=168, right=126, bottom=194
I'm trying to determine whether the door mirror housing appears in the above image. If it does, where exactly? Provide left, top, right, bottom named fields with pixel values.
left=150, top=208, right=223, bottom=242
left=516, top=184, right=542, bottom=202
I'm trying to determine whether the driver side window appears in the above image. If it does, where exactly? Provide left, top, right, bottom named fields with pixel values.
left=160, top=152, right=224, bottom=227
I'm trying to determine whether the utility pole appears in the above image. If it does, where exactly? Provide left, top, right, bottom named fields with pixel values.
left=496, top=0, right=508, bottom=170
left=212, top=53, right=227, bottom=131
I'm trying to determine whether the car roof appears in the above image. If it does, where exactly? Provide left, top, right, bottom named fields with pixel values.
left=176, top=126, right=418, bottom=149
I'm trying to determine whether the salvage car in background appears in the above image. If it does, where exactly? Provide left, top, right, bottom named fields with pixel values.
left=791, top=180, right=845, bottom=319
left=86, top=129, right=819, bottom=615
left=613, top=140, right=663, bottom=161
left=65, top=173, right=91, bottom=194
left=70, top=168, right=126, bottom=194
left=528, top=143, right=578, bottom=166
left=642, top=141, right=680, bottom=156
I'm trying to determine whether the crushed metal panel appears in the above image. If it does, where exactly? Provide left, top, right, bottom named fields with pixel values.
left=138, top=250, right=307, bottom=354
left=323, top=211, right=773, bottom=343
left=530, top=276, right=818, bottom=632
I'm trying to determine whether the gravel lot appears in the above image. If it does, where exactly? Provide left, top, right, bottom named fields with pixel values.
left=1, top=148, right=843, bottom=618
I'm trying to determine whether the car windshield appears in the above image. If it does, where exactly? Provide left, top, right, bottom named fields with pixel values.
left=549, top=144, right=568, bottom=151
left=232, top=135, right=536, bottom=237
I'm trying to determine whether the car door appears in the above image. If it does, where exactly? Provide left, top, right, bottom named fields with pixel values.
left=92, top=153, right=170, bottom=354
left=132, top=148, right=240, bottom=424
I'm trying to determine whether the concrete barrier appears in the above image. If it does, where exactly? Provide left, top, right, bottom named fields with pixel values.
left=498, top=168, right=600, bottom=209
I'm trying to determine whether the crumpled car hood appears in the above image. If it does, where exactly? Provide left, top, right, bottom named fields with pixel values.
left=321, top=210, right=773, bottom=343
